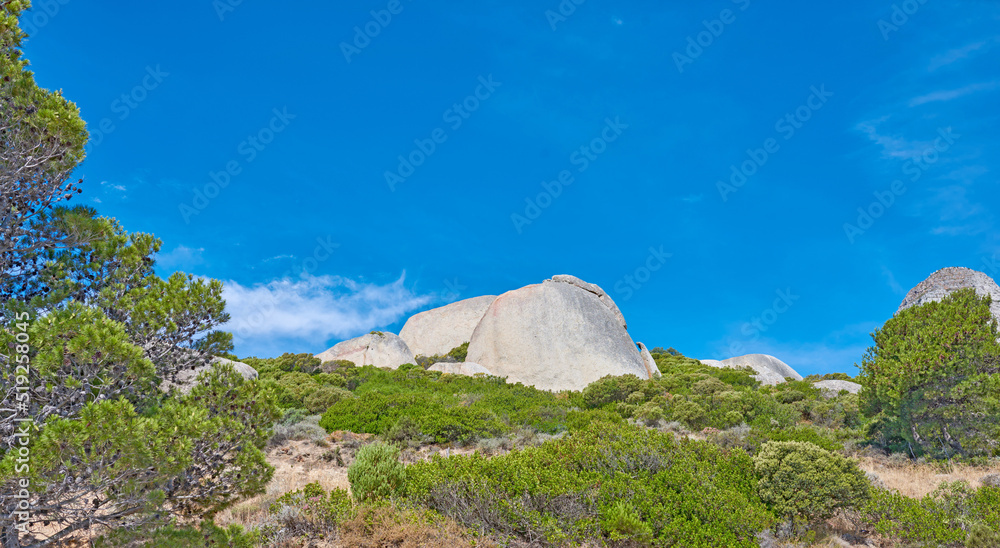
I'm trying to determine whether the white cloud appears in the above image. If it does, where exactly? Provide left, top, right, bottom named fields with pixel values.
left=855, top=117, right=937, bottom=159
left=680, top=194, right=704, bottom=203
left=222, top=272, right=435, bottom=357
left=156, top=245, right=206, bottom=271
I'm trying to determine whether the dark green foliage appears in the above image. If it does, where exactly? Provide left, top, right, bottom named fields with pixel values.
left=859, top=289, right=1000, bottom=456
left=405, top=421, right=774, bottom=546
left=94, top=520, right=260, bottom=548
left=754, top=441, right=869, bottom=522
left=581, top=374, right=649, bottom=408
left=448, top=342, right=469, bottom=361
left=861, top=482, right=1000, bottom=546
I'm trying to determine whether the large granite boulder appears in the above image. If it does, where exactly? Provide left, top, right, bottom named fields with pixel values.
left=549, top=274, right=627, bottom=329
left=315, top=331, right=414, bottom=369
left=164, top=356, right=259, bottom=394
left=700, top=354, right=802, bottom=386
left=466, top=276, right=651, bottom=392
left=813, top=379, right=862, bottom=397
left=399, top=295, right=496, bottom=357
left=897, top=267, right=1000, bottom=327
left=427, top=361, right=492, bottom=376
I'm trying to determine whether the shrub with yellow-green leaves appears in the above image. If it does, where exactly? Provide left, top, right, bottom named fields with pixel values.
left=753, top=441, right=869, bottom=523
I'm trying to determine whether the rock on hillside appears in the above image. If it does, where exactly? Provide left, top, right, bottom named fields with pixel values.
left=897, top=267, right=1000, bottom=327
left=165, top=356, right=258, bottom=394
left=427, top=361, right=492, bottom=376
left=399, top=295, right=496, bottom=357
left=315, top=331, right=414, bottom=370
left=637, top=342, right=662, bottom=379
left=700, top=354, right=802, bottom=386
left=467, top=276, right=652, bottom=392
left=813, top=379, right=862, bottom=397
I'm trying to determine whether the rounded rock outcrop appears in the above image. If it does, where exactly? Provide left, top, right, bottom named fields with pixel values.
left=398, top=295, right=496, bottom=357
left=315, top=331, right=415, bottom=369
left=813, top=379, right=862, bottom=397
left=897, top=267, right=1000, bottom=327
left=466, top=277, right=651, bottom=392
left=700, top=354, right=802, bottom=386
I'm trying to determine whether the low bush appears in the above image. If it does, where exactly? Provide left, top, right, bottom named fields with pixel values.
left=861, top=482, right=1000, bottom=546
left=348, top=442, right=406, bottom=502
left=754, top=441, right=869, bottom=523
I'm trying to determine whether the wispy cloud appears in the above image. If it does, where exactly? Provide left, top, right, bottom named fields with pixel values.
left=680, top=194, right=704, bottom=203
left=222, top=272, right=435, bottom=357
left=908, top=81, right=1000, bottom=107
left=855, top=117, right=939, bottom=159
left=927, top=41, right=988, bottom=71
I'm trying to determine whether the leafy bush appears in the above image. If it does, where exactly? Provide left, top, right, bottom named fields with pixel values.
left=859, top=289, right=1000, bottom=457
left=582, top=374, right=648, bottom=408
left=348, top=442, right=406, bottom=502
left=754, top=441, right=869, bottom=523
left=406, top=421, right=773, bottom=546
left=861, top=482, right=1000, bottom=546
left=448, top=342, right=469, bottom=361
left=303, top=385, right=353, bottom=414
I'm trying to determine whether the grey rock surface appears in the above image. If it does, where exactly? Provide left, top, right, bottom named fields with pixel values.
left=427, top=361, right=493, bottom=376
left=897, top=267, right=1000, bottom=327
left=315, top=331, right=415, bottom=369
left=637, top=342, right=662, bottom=379
left=700, top=354, right=802, bottom=386
left=399, top=295, right=496, bottom=357
left=813, top=379, right=862, bottom=397
left=467, top=277, right=651, bottom=392
left=548, top=274, right=628, bottom=330
left=165, top=356, right=258, bottom=394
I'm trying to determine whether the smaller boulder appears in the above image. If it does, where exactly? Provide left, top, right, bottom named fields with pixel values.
left=637, top=342, right=661, bottom=379
left=315, top=331, right=414, bottom=369
left=813, top=379, right=862, bottom=398
left=700, top=354, right=802, bottom=386
left=165, top=356, right=258, bottom=394
left=427, top=361, right=493, bottom=377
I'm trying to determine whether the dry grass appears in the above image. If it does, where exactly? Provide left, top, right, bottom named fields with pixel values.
left=856, top=456, right=1000, bottom=498
left=336, top=505, right=498, bottom=548
left=215, top=438, right=351, bottom=531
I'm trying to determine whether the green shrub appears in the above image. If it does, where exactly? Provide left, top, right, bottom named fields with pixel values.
left=582, top=374, right=648, bottom=408
left=754, top=441, right=869, bottom=523
left=859, top=288, right=1000, bottom=457
left=671, top=399, right=707, bottom=429
left=601, top=501, right=653, bottom=545
left=348, top=442, right=406, bottom=502
left=406, top=421, right=773, bottom=546
left=448, top=342, right=469, bottom=361
left=303, top=385, right=353, bottom=414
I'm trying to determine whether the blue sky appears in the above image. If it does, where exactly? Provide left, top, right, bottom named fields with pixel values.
left=20, top=0, right=1000, bottom=376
